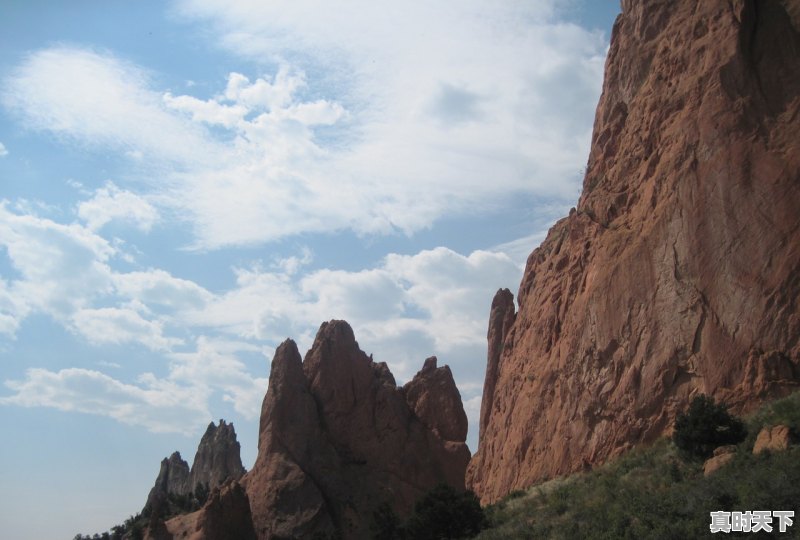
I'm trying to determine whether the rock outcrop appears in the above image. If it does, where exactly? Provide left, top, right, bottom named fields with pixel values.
left=145, top=452, right=191, bottom=513
left=703, top=445, right=737, bottom=477
left=159, top=480, right=257, bottom=540
left=145, top=420, right=245, bottom=513
left=753, top=425, right=792, bottom=455
left=469, top=0, right=800, bottom=503
left=189, top=419, right=246, bottom=493
left=243, top=320, right=470, bottom=540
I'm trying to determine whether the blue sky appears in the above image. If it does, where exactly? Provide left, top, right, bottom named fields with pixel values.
left=0, top=1, right=619, bottom=537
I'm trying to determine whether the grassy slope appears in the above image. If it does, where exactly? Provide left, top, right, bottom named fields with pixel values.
left=477, top=391, right=800, bottom=539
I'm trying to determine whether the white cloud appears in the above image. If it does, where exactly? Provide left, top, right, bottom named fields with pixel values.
left=0, top=202, right=115, bottom=318
left=169, top=337, right=268, bottom=420
left=2, top=2, right=606, bottom=249
left=0, top=197, right=523, bottom=435
left=70, top=307, right=182, bottom=351
left=113, top=269, right=213, bottom=311
left=77, top=182, right=159, bottom=232
left=1, top=46, right=216, bottom=165
left=0, top=142, right=7, bottom=157
left=0, top=368, right=209, bottom=435
left=185, top=246, right=522, bottom=382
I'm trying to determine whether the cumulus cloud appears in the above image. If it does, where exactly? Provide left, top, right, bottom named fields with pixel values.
left=2, top=1, right=606, bottom=249
left=0, top=204, right=202, bottom=349
left=186, top=246, right=522, bottom=382
left=0, top=199, right=518, bottom=435
left=0, top=142, right=7, bottom=156
left=0, top=334, right=268, bottom=435
left=169, top=337, right=268, bottom=420
left=77, top=182, right=159, bottom=232
left=0, top=202, right=115, bottom=318
left=113, top=269, right=213, bottom=311
left=70, top=306, right=182, bottom=351
left=0, top=367, right=210, bottom=434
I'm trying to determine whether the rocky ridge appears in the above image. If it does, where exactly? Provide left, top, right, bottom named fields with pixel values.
left=468, top=0, right=800, bottom=504
left=242, top=320, right=470, bottom=540
left=145, top=419, right=245, bottom=513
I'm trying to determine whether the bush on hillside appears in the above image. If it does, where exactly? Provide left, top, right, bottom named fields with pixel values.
left=371, top=483, right=486, bottom=540
left=673, top=394, right=746, bottom=460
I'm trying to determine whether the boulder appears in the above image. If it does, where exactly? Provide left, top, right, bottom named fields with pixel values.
left=753, top=425, right=792, bottom=455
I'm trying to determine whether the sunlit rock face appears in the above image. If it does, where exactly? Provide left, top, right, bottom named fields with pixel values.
left=468, top=0, right=800, bottom=504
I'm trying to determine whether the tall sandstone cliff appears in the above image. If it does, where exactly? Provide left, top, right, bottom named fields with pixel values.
left=468, top=0, right=800, bottom=503
left=242, top=320, right=470, bottom=540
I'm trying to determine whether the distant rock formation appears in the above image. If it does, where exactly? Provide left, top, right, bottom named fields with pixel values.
left=189, top=420, right=246, bottom=494
left=146, top=452, right=191, bottom=512
left=242, top=320, right=470, bottom=540
left=145, top=420, right=245, bottom=514
left=469, top=0, right=800, bottom=504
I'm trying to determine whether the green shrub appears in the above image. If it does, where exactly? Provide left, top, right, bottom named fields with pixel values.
left=372, top=484, right=486, bottom=539
left=406, top=484, right=486, bottom=540
left=673, top=394, right=746, bottom=460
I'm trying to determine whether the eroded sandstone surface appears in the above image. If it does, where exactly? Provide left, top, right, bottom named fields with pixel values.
left=469, top=0, right=800, bottom=504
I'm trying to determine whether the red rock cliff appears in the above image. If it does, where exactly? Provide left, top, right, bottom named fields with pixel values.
left=243, top=320, right=470, bottom=539
left=468, top=0, right=800, bottom=504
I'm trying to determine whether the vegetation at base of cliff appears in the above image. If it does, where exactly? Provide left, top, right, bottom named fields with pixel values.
left=673, top=394, right=747, bottom=459
left=73, top=483, right=210, bottom=540
left=477, top=391, right=800, bottom=539
left=371, top=483, right=487, bottom=539
left=72, top=513, right=143, bottom=540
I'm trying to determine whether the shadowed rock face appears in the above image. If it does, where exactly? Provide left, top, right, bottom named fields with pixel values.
left=149, top=480, right=257, bottom=540
left=146, top=452, right=191, bottom=511
left=243, top=320, right=470, bottom=540
left=468, top=0, right=800, bottom=504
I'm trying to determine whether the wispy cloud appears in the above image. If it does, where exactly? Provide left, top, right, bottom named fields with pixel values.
left=0, top=142, right=7, bottom=157
left=0, top=367, right=210, bottom=435
left=2, top=0, right=606, bottom=250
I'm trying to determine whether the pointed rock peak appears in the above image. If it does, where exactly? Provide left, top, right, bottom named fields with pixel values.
left=492, top=287, right=514, bottom=305
left=269, top=338, right=304, bottom=383
left=422, top=356, right=438, bottom=372
left=316, top=319, right=356, bottom=342
left=303, top=319, right=371, bottom=388
left=480, top=287, right=517, bottom=439
left=190, top=417, right=246, bottom=492
left=372, top=361, right=397, bottom=387
left=167, top=451, right=186, bottom=464
left=404, top=357, right=468, bottom=443
left=489, top=289, right=516, bottom=324
left=307, top=320, right=359, bottom=362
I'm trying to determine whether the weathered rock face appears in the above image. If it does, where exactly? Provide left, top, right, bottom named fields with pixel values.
left=243, top=320, right=470, bottom=540
left=160, top=480, right=258, bottom=540
left=753, top=425, right=792, bottom=455
left=144, top=420, right=245, bottom=513
left=145, top=452, right=191, bottom=511
left=479, top=289, right=516, bottom=440
left=403, top=356, right=469, bottom=442
left=469, top=0, right=800, bottom=503
left=189, top=419, right=246, bottom=492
